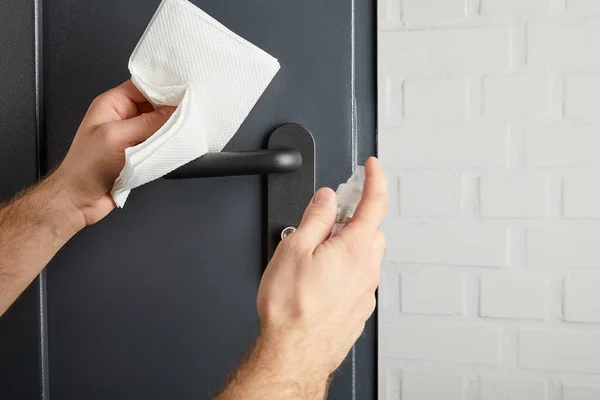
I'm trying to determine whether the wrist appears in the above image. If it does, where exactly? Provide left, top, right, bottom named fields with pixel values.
left=31, top=171, right=87, bottom=238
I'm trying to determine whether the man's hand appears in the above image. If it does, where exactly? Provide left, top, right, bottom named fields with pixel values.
left=218, top=157, right=387, bottom=400
left=57, top=80, right=175, bottom=226
left=0, top=81, right=172, bottom=315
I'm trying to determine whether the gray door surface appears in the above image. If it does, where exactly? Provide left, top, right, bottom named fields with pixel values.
left=0, top=1, right=376, bottom=399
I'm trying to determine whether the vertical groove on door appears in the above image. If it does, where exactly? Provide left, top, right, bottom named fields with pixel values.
left=34, top=0, right=50, bottom=398
left=352, top=0, right=377, bottom=398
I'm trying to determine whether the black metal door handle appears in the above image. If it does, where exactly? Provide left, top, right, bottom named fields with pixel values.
left=164, top=149, right=302, bottom=179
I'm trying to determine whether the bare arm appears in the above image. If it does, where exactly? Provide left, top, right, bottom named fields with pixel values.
left=0, top=81, right=174, bottom=316
left=0, top=173, right=85, bottom=313
left=217, top=158, right=388, bottom=400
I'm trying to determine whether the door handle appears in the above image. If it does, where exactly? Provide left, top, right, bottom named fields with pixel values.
left=164, top=149, right=302, bottom=179
left=163, top=123, right=316, bottom=259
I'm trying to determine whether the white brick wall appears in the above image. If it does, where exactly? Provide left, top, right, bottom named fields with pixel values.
left=565, top=75, right=600, bottom=117
left=563, top=276, right=600, bottom=322
left=402, top=371, right=465, bottom=400
left=399, top=171, right=463, bottom=217
left=519, top=330, right=600, bottom=373
left=380, top=321, right=502, bottom=365
left=402, top=0, right=467, bottom=23
left=404, top=78, right=468, bottom=122
left=483, top=74, right=551, bottom=119
left=479, top=173, right=549, bottom=218
left=563, top=384, right=600, bottom=400
left=479, top=274, right=549, bottom=320
left=481, top=0, right=549, bottom=16
left=480, top=376, right=547, bottom=400
left=378, top=0, right=600, bottom=398
left=401, top=272, right=465, bottom=315
left=527, top=21, right=599, bottom=68
left=563, top=174, right=600, bottom=218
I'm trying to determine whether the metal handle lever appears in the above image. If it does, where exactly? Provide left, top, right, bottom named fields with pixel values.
left=164, top=149, right=303, bottom=179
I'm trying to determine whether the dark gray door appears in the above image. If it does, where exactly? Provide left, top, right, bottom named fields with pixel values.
left=0, top=1, right=376, bottom=399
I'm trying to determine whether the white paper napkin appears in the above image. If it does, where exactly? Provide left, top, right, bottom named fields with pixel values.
left=111, top=0, right=280, bottom=207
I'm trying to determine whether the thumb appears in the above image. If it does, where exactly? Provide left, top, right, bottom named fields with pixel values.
left=294, top=188, right=338, bottom=249
left=116, top=106, right=176, bottom=146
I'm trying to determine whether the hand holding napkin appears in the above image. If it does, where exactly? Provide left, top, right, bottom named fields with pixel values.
left=111, top=0, right=280, bottom=207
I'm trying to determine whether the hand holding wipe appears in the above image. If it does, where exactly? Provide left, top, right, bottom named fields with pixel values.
left=111, top=0, right=280, bottom=207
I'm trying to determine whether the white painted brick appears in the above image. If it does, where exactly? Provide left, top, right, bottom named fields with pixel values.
left=565, top=75, right=600, bottom=117
left=380, top=27, right=511, bottom=78
left=378, top=0, right=401, bottom=25
left=379, top=126, right=507, bottom=168
left=387, top=221, right=508, bottom=267
left=400, top=172, right=462, bottom=217
left=564, top=277, right=600, bottom=322
left=526, top=126, right=600, bottom=167
left=483, top=74, right=551, bottom=118
left=377, top=0, right=600, bottom=387
left=527, top=224, right=600, bottom=268
left=527, top=21, right=599, bottom=68
left=401, top=273, right=465, bottom=315
left=567, top=0, right=600, bottom=15
left=480, top=173, right=549, bottom=218
left=563, top=384, right=600, bottom=400
left=403, top=0, right=467, bottom=22
left=564, top=175, right=600, bottom=218
left=380, top=268, right=400, bottom=313
left=402, top=371, right=465, bottom=400
left=519, top=330, right=600, bottom=373
left=380, top=321, right=502, bottom=365
left=404, top=78, right=468, bottom=122
left=481, top=0, right=549, bottom=15
left=480, top=274, right=549, bottom=319
left=381, top=77, right=403, bottom=127
left=480, top=376, right=547, bottom=400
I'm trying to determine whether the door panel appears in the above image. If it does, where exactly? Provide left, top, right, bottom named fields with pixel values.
left=0, top=2, right=43, bottom=399
left=1, top=0, right=376, bottom=398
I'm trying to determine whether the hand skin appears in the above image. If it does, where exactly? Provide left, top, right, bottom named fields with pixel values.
left=217, top=157, right=388, bottom=400
left=0, top=81, right=174, bottom=316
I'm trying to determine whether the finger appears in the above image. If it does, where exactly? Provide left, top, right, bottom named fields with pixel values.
left=372, top=230, right=386, bottom=262
left=84, top=81, right=151, bottom=127
left=113, top=80, right=150, bottom=104
left=294, top=187, right=338, bottom=250
left=341, top=157, right=388, bottom=238
left=368, top=230, right=386, bottom=291
left=111, top=107, right=176, bottom=146
left=136, top=101, right=155, bottom=115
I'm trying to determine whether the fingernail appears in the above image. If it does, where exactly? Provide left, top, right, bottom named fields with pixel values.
left=312, top=188, right=335, bottom=207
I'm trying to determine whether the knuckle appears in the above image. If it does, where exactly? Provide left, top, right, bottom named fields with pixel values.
left=140, top=111, right=163, bottom=130
left=90, top=95, right=106, bottom=108
left=102, top=126, right=124, bottom=148
left=139, top=112, right=156, bottom=128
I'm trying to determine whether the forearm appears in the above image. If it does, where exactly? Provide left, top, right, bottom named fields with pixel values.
left=0, top=171, right=85, bottom=315
left=216, top=334, right=330, bottom=400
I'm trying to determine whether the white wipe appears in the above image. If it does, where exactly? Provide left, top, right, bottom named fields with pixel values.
left=111, top=0, right=280, bottom=207
left=332, top=166, right=366, bottom=236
